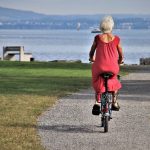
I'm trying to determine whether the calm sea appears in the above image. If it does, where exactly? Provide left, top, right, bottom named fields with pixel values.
left=0, top=29, right=150, bottom=64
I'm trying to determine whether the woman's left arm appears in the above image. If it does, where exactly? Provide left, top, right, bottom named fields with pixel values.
left=89, top=41, right=96, bottom=62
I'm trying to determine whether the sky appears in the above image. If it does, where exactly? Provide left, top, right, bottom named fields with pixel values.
left=0, top=0, right=150, bottom=15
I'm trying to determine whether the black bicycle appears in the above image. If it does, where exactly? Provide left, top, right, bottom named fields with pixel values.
left=100, top=72, right=114, bottom=132
left=92, top=72, right=117, bottom=132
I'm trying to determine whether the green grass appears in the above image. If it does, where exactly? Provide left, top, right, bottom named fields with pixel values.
left=0, top=61, right=92, bottom=95
left=0, top=61, right=127, bottom=150
left=0, top=61, right=92, bottom=150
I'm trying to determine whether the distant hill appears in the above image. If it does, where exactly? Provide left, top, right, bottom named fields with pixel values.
left=0, top=7, right=48, bottom=21
left=0, top=7, right=150, bottom=29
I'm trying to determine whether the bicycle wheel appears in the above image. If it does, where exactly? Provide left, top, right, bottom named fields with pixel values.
left=101, top=116, right=104, bottom=127
left=108, top=93, right=113, bottom=120
left=104, top=116, right=109, bottom=132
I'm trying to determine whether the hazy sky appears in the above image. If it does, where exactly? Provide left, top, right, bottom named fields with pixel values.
left=0, top=0, right=150, bottom=15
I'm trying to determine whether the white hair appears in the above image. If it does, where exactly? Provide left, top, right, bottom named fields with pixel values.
left=100, top=16, right=114, bottom=33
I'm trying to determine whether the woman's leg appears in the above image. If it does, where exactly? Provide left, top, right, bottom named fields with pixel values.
left=112, top=90, right=118, bottom=103
left=95, top=92, right=101, bottom=103
left=112, top=91, right=120, bottom=109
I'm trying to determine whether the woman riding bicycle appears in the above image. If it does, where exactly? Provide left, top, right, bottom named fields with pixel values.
left=89, top=16, right=124, bottom=110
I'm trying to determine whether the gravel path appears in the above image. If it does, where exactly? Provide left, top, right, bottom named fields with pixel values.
left=38, top=66, right=150, bottom=150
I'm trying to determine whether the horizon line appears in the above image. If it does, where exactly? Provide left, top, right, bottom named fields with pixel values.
left=0, top=6, right=150, bottom=16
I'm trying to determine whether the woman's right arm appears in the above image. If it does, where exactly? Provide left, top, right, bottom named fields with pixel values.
left=117, top=42, right=124, bottom=64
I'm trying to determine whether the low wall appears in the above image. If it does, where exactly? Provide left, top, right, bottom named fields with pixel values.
left=140, top=58, right=150, bottom=65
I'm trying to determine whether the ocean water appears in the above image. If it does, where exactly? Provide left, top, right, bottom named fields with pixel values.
left=0, top=29, right=150, bottom=64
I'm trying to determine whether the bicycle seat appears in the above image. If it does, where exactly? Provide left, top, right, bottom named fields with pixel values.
left=100, top=72, right=114, bottom=79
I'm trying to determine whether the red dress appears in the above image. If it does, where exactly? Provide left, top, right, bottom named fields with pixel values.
left=92, top=34, right=121, bottom=94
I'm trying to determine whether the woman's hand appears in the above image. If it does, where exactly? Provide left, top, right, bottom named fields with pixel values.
left=118, top=59, right=123, bottom=64
left=118, top=59, right=124, bottom=65
left=89, top=56, right=95, bottom=62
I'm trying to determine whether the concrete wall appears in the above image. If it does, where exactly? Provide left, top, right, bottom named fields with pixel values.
left=3, top=46, right=33, bottom=62
left=140, top=58, right=150, bottom=65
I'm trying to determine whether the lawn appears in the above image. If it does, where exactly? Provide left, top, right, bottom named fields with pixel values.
left=0, top=61, right=92, bottom=150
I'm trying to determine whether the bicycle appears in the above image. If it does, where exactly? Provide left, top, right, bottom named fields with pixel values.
left=92, top=72, right=119, bottom=132
left=100, top=72, right=114, bottom=132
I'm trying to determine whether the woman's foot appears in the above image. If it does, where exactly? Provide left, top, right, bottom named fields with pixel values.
left=112, top=102, right=120, bottom=111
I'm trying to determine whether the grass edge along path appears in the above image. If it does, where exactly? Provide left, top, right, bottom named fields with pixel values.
left=0, top=61, right=126, bottom=150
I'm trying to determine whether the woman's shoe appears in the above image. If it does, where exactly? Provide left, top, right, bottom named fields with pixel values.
left=112, top=102, right=120, bottom=111
left=92, top=104, right=100, bottom=115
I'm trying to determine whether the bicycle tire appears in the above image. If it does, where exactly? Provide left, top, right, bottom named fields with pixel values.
left=108, top=93, right=113, bottom=120
left=101, top=117, right=104, bottom=127
left=104, top=116, right=109, bottom=132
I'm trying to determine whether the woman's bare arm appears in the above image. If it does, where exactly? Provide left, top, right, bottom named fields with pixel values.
left=117, top=42, right=124, bottom=64
left=89, top=41, right=96, bottom=62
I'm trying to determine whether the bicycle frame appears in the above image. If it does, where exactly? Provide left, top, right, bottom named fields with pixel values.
left=100, top=73, right=113, bottom=132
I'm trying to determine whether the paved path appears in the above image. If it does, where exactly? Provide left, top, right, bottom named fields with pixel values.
left=38, top=66, right=150, bottom=150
